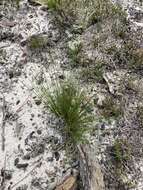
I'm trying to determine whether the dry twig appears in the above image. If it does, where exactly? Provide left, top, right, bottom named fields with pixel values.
left=1, top=95, right=6, bottom=152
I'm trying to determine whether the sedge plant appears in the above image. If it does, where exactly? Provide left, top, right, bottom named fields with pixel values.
left=38, top=80, right=93, bottom=144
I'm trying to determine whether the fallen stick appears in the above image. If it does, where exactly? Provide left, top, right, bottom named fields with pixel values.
left=77, top=144, right=105, bottom=190
left=1, top=95, right=6, bottom=152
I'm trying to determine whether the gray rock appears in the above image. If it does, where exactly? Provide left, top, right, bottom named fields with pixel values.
left=16, top=163, right=29, bottom=169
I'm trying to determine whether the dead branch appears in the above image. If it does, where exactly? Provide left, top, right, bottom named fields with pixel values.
left=1, top=95, right=6, bottom=152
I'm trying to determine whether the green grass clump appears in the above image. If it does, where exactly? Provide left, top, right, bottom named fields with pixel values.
left=28, top=35, right=47, bottom=50
left=39, top=80, right=93, bottom=144
left=68, top=42, right=82, bottom=66
left=112, top=139, right=131, bottom=165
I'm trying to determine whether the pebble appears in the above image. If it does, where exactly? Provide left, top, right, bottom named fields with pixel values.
left=14, top=158, right=19, bottom=166
left=37, top=129, right=42, bottom=135
left=54, top=151, right=60, bottom=161
left=35, top=99, right=42, bottom=105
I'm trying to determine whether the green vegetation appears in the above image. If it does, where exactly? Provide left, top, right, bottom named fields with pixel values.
left=79, top=61, right=105, bottom=83
left=39, top=80, right=93, bottom=144
left=112, top=20, right=128, bottom=39
left=87, top=0, right=127, bottom=26
left=39, top=0, right=61, bottom=9
left=68, top=41, right=82, bottom=66
left=39, top=0, right=127, bottom=28
left=28, top=35, right=47, bottom=50
left=39, top=0, right=75, bottom=22
left=112, top=138, right=131, bottom=165
left=110, top=138, right=133, bottom=189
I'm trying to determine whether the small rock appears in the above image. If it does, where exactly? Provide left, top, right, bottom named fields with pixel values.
left=18, top=34, right=24, bottom=40
left=29, top=15, right=33, bottom=18
left=20, top=40, right=27, bottom=47
left=14, top=158, right=19, bottom=166
left=31, top=113, right=34, bottom=118
left=23, top=154, right=31, bottom=160
left=16, top=163, right=29, bottom=169
left=37, top=129, right=42, bottom=135
left=59, top=75, right=65, bottom=80
left=16, top=71, right=21, bottom=76
left=54, top=152, right=60, bottom=161
left=101, top=123, right=105, bottom=130
left=35, top=99, right=42, bottom=105
left=54, top=137, right=59, bottom=144
left=16, top=100, right=20, bottom=105
left=9, top=70, right=14, bottom=79
left=47, top=157, right=54, bottom=162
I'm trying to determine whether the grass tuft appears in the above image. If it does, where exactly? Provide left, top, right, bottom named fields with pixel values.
left=38, top=80, right=93, bottom=144
left=112, top=139, right=131, bottom=165
left=28, top=35, right=47, bottom=50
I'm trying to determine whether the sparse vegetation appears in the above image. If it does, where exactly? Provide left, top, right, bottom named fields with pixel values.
left=79, top=61, right=105, bottom=83
left=28, top=35, right=47, bottom=50
left=130, top=48, right=143, bottom=70
left=112, top=138, right=131, bottom=165
left=38, top=80, right=93, bottom=144
left=39, top=0, right=127, bottom=28
left=98, top=97, right=122, bottom=120
left=1, top=0, right=143, bottom=189
left=68, top=41, right=82, bottom=66
left=137, top=105, right=143, bottom=127
left=111, top=138, right=133, bottom=188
